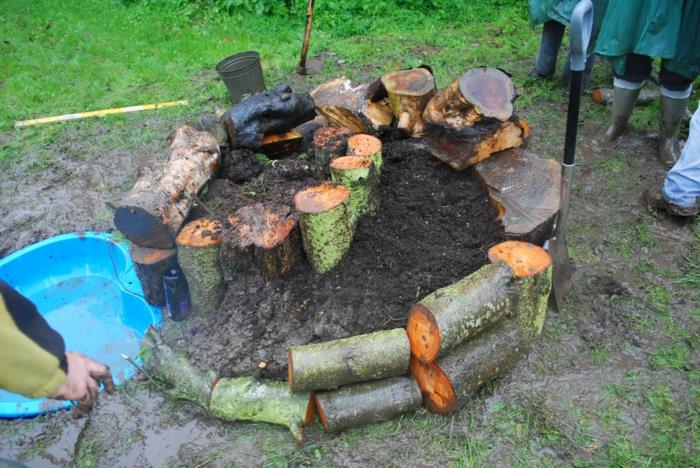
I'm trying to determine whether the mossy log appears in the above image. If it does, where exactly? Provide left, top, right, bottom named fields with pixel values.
left=220, top=203, right=302, bottom=279
left=288, top=328, right=411, bottom=393
left=347, top=134, right=383, bottom=174
left=294, top=182, right=355, bottom=274
left=312, top=125, right=354, bottom=178
left=410, top=319, right=529, bottom=415
left=175, top=218, right=225, bottom=315
left=381, top=68, right=436, bottom=136
left=330, top=156, right=379, bottom=222
left=315, top=376, right=422, bottom=433
left=210, top=377, right=314, bottom=442
left=113, top=126, right=220, bottom=248
left=406, top=262, right=518, bottom=363
left=130, top=245, right=178, bottom=306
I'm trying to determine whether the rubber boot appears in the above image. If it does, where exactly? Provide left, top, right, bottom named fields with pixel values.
left=658, top=95, right=688, bottom=167
left=603, top=87, right=641, bottom=141
left=530, top=21, right=565, bottom=77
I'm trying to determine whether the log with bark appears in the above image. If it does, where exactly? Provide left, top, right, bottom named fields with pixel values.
left=130, top=245, right=178, bottom=306
left=311, top=125, right=354, bottom=179
left=310, top=78, right=393, bottom=134
left=288, top=328, right=411, bottom=393
left=294, top=182, right=355, bottom=273
left=175, top=218, right=226, bottom=315
left=220, top=203, right=302, bottom=279
left=329, top=156, right=379, bottom=222
left=381, top=68, right=436, bottom=136
left=314, top=376, right=422, bottom=433
left=222, top=83, right=316, bottom=151
left=113, top=126, right=220, bottom=249
left=347, top=134, right=383, bottom=174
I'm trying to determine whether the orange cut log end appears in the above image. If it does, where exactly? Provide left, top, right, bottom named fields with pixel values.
left=176, top=218, right=223, bottom=247
left=305, top=394, right=316, bottom=426
left=227, top=204, right=297, bottom=250
left=518, top=118, right=531, bottom=140
left=406, top=305, right=440, bottom=363
left=287, top=348, right=295, bottom=390
left=409, top=358, right=456, bottom=415
left=330, top=155, right=373, bottom=171
left=347, top=134, right=382, bottom=157
left=381, top=68, right=435, bottom=96
left=130, top=245, right=177, bottom=265
left=313, top=126, right=354, bottom=153
left=487, top=240, right=552, bottom=278
left=294, top=182, right=351, bottom=214
left=592, top=88, right=603, bottom=104
left=314, top=394, right=331, bottom=432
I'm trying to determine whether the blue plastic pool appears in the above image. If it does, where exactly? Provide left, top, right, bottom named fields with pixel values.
left=0, top=232, right=162, bottom=418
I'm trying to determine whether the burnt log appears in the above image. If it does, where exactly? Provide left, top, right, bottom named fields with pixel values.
left=130, top=245, right=179, bottom=306
left=220, top=148, right=263, bottom=184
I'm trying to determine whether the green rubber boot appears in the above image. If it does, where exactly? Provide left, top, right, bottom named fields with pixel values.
left=603, top=87, right=641, bottom=141
left=658, top=95, right=688, bottom=168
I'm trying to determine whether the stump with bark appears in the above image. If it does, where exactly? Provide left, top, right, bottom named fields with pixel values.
left=113, top=126, right=220, bottom=248
left=347, top=134, right=383, bottom=174
left=288, top=328, right=411, bottom=393
left=130, top=245, right=179, bottom=306
left=294, top=182, right=355, bottom=273
left=314, top=376, right=422, bottom=433
left=311, top=126, right=354, bottom=178
left=175, top=218, right=225, bottom=315
left=381, top=68, right=436, bottom=136
left=220, top=203, right=302, bottom=279
left=330, top=156, right=379, bottom=222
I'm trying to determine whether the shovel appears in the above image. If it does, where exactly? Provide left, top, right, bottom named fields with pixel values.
left=544, top=0, right=593, bottom=310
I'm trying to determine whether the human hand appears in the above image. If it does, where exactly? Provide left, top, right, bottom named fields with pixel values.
left=51, top=351, right=115, bottom=418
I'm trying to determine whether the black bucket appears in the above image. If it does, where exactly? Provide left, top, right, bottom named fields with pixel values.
left=216, top=51, right=266, bottom=103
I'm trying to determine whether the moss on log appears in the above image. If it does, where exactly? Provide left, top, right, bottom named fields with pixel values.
left=347, top=134, right=383, bottom=174
left=330, top=156, right=379, bottom=222
left=288, top=328, right=410, bottom=393
left=315, top=376, right=422, bottom=433
left=312, top=125, right=354, bottom=179
left=130, top=245, right=178, bottom=306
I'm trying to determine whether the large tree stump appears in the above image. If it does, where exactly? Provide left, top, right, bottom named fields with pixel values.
left=310, top=78, right=393, bottom=134
left=220, top=203, right=302, bottom=279
left=223, top=83, right=316, bottom=151
left=315, top=376, right=422, bottom=433
left=130, top=245, right=178, bottom=306
left=329, top=156, right=379, bottom=222
left=311, top=126, right=354, bottom=179
left=381, top=68, right=436, bottom=136
left=113, top=126, right=220, bottom=249
left=347, top=134, right=383, bottom=174
left=288, top=328, right=410, bottom=393
left=294, top=182, right=355, bottom=274
left=176, top=218, right=225, bottom=315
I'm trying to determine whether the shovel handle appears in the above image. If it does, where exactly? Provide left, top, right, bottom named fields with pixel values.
left=569, top=0, right=593, bottom=72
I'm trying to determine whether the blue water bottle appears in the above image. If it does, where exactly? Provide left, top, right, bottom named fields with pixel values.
left=162, top=268, right=191, bottom=321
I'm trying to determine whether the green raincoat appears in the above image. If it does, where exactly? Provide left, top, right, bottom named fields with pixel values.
left=528, top=0, right=579, bottom=26
left=595, top=0, right=700, bottom=80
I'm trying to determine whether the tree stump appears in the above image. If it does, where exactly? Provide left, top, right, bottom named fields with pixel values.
left=381, top=68, right=436, bottom=136
left=288, top=328, right=411, bottom=393
left=113, top=126, right=220, bottom=249
left=312, top=125, right=354, bottom=179
left=220, top=203, right=302, bottom=279
left=347, top=134, right=383, bottom=174
left=329, top=156, right=379, bottom=222
left=315, top=376, right=422, bottom=433
left=294, top=182, right=355, bottom=274
left=130, top=245, right=178, bottom=306
left=175, top=218, right=225, bottom=315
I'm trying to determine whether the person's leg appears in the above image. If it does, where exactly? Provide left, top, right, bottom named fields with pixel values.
left=532, top=21, right=566, bottom=77
left=657, top=62, right=694, bottom=167
left=662, top=105, right=700, bottom=211
left=604, top=54, right=651, bottom=141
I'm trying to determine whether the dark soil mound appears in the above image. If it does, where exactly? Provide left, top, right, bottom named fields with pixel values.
left=170, top=139, right=505, bottom=380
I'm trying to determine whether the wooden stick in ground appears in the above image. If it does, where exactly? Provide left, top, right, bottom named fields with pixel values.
left=294, top=182, right=355, bottom=273
left=210, top=377, right=315, bottom=443
left=381, top=68, right=436, bottom=136
left=113, top=126, right=220, bottom=248
left=288, top=328, right=411, bottom=393
left=130, top=245, right=178, bottom=306
left=312, top=126, right=354, bottom=178
left=176, top=218, right=226, bottom=315
left=297, top=0, right=316, bottom=75
left=347, top=134, right=383, bottom=174
left=330, top=156, right=379, bottom=222
left=315, top=376, right=422, bottom=433
left=220, top=203, right=302, bottom=279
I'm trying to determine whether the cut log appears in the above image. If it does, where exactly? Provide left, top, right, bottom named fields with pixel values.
left=294, top=182, right=355, bottom=273
left=312, top=125, right=354, bottom=178
left=260, top=130, right=303, bottom=157
left=130, top=245, right=178, bottom=306
left=223, top=83, right=316, bottom=151
left=347, top=134, right=383, bottom=174
left=220, top=203, right=302, bottom=279
left=210, top=377, right=314, bottom=442
left=329, top=156, right=379, bottom=222
left=175, top=218, right=226, bottom=315
left=458, top=68, right=516, bottom=121
left=310, top=78, right=393, bottom=134
left=406, top=262, right=518, bottom=363
left=315, top=376, right=422, bottom=433
left=113, top=126, right=220, bottom=249
left=410, top=319, right=529, bottom=415
left=474, top=150, right=560, bottom=244
left=381, top=68, right=436, bottom=136
left=288, top=328, right=410, bottom=393
left=487, top=240, right=552, bottom=278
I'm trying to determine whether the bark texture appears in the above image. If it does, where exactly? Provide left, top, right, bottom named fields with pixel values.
left=329, top=156, right=379, bottom=222
left=130, top=245, right=178, bottom=306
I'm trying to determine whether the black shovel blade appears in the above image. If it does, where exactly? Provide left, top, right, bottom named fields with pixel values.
left=548, top=231, right=573, bottom=310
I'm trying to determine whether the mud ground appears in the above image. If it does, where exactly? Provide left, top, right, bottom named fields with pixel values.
left=1, top=67, right=698, bottom=466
